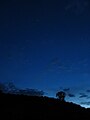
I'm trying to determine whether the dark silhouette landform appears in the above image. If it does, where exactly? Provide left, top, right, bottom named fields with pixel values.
left=0, top=92, right=90, bottom=120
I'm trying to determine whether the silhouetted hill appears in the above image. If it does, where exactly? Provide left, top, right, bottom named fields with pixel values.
left=0, top=93, right=90, bottom=120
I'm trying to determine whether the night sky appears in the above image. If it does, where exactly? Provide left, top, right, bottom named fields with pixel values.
left=0, top=0, right=90, bottom=108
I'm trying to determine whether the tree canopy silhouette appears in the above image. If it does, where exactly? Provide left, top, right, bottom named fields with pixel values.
left=56, top=91, right=66, bottom=101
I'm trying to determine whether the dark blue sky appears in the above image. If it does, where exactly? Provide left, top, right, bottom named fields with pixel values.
left=0, top=0, right=90, bottom=108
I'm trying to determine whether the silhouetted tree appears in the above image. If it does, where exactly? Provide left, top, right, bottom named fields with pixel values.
left=56, top=91, right=66, bottom=101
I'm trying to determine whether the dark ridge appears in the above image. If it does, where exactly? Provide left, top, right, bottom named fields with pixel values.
left=0, top=92, right=90, bottom=120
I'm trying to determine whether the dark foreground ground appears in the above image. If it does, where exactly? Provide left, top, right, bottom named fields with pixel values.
left=0, top=93, right=90, bottom=120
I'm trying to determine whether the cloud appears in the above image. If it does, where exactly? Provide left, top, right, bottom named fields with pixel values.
left=63, top=88, right=70, bottom=92
left=79, top=93, right=86, bottom=95
left=60, top=87, right=75, bottom=98
left=0, top=82, right=45, bottom=96
left=45, top=57, right=90, bottom=75
left=86, top=96, right=90, bottom=99
left=79, top=94, right=88, bottom=98
left=46, top=57, right=72, bottom=72
left=46, top=88, right=57, bottom=92
left=18, top=88, right=45, bottom=96
left=68, top=93, right=75, bottom=97
left=86, top=90, right=90, bottom=93
left=79, top=92, right=90, bottom=99
left=65, top=0, right=88, bottom=14
left=80, top=101, right=90, bottom=105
